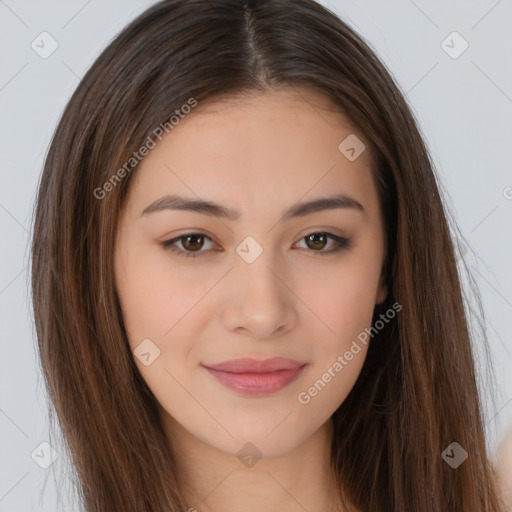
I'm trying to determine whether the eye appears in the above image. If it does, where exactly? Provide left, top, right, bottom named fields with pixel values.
left=294, top=232, right=352, bottom=255
left=161, top=232, right=217, bottom=258
left=160, top=231, right=352, bottom=258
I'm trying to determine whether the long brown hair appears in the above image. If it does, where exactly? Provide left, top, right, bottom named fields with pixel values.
left=30, top=0, right=505, bottom=510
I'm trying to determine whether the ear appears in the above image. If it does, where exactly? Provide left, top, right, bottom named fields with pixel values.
left=375, top=272, right=388, bottom=305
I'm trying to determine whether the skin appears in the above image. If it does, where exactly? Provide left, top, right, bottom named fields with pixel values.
left=493, top=426, right=512, bottom=510
left=114, top=87, right=387, bottom=512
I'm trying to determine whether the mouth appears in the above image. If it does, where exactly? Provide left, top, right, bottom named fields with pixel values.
left=201, top=357, right=307, bottom=396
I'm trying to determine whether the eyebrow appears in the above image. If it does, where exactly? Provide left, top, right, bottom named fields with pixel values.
left=141, top=193, right=364, bottom=221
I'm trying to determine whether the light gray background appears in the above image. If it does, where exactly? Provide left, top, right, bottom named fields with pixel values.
left=1, top=0, right=511, bottom=510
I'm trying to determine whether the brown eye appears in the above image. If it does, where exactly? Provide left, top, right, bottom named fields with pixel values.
left=305, top=233, right=329, bottom=250
left=161, top=231, right=351, bottom=259
left=181, top=234, right=205, bottom=251
left=296, top=232, right=352, bottom=254
left=161, top=232, right=216, bottom=258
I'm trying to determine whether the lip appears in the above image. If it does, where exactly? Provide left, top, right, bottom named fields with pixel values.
left=202, top=357, right=307, bottom=396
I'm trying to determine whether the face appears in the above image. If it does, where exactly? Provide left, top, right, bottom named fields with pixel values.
left=114, top=87, right=387, bottom=459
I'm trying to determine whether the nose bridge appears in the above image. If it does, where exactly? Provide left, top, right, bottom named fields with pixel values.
left=236, top=237, right=286, bottom=304
left=222, top=236, right=296, bottom=338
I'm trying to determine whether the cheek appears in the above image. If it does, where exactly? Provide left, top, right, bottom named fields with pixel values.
left=114, top=244, right=213, bottom=403
left=301, top=259, right=381, bottom=346
left=294, top=263, right=378, bottom=415
left=115, top=257, right=197, bottom=410
left=115, top=240, right=202, bottom=344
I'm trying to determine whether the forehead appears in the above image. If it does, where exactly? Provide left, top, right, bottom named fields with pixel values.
left=124, top=87, right=377, bottom=218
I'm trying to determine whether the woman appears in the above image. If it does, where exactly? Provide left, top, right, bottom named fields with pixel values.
left=30, top=0, right=505, bottom=510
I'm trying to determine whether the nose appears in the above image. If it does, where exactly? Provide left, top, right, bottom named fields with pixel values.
left=221, top=253, right=298, bottom=341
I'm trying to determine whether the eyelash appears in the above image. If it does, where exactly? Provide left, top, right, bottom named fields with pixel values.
left=160, top=231, right=352, bottom=258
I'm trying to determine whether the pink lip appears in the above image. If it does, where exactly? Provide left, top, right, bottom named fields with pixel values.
left=202, top=357, right=307, bottom=396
